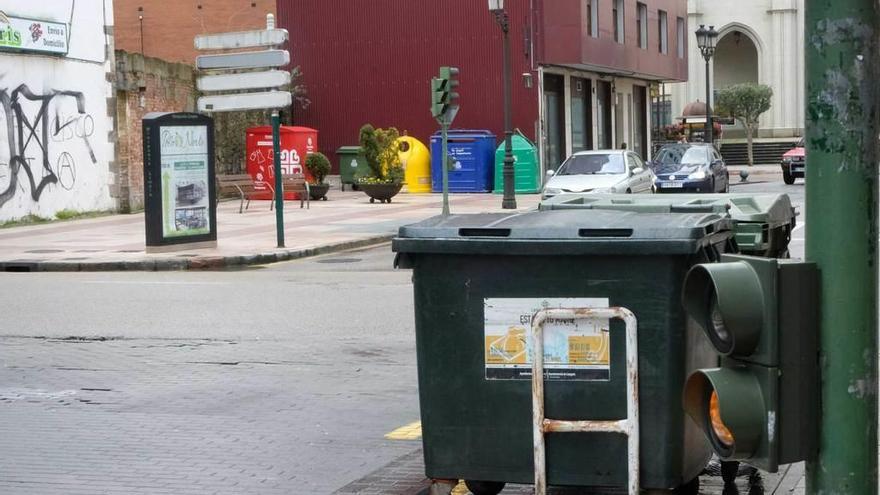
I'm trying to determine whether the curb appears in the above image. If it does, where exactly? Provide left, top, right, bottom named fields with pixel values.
left=0, top=234, right=395, bottom=273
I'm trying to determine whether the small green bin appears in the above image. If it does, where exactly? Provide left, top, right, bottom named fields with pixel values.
left=336, top=146, right=371, bottom=191
left=539, top=193, right=796, bottom=258
left=493, top=133, right=541, bottom=194
left=392, top=207, right=737, bottom=490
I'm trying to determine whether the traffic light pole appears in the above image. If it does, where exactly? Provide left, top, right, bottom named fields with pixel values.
left=272, top=110, right=285, bottom=248
left=805, top=1, right=879, bottom=492
left=441, top=121, right=450, bottom=216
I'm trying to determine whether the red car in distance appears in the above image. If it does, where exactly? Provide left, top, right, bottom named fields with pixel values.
left=781, top=138, right=805, bottom=184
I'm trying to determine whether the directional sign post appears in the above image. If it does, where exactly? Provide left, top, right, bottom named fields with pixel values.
left=194, top=13, right=291, bottom=248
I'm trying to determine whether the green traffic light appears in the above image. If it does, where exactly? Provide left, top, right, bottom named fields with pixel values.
left=681, top=254, right=819, bottom=473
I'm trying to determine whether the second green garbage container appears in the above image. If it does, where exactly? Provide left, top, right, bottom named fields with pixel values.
left=336, top=146, right=371, bottom=191
left=539, top=193, right=796, bottom=258
left=493, top=132, right=541, bottom=194
left=393, top=208, right=737, bottom=491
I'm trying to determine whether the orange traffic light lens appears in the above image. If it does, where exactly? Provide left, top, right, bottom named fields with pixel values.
left=709, top=391, right=735, bottom=447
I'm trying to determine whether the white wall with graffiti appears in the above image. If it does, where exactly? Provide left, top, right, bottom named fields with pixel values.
left=0, top=0, right=115, bottom=222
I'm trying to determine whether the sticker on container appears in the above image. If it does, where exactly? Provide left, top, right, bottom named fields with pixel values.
left=484, top=298, right=611, bottom=381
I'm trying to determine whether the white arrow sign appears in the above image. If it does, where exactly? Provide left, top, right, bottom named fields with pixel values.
left=196, top=49, right=290, bottom=70
left=194, top=28, right=288, bottom=50
left=198, top=91, right=292, bottom=113
left=197, top=70, right=291, bottom=92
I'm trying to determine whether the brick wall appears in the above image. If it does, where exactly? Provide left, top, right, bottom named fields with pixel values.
left=114, top=0, right=276, bottom=64
left=115, top=51, right=196, bottom=212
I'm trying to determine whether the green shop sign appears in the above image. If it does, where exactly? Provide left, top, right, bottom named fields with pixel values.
left=0, top=12, right=68, bottom=55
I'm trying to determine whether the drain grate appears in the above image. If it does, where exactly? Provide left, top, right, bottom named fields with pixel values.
left=316, top=258, right=363, bottom=264
left=24, top=249, right=64, bottom=254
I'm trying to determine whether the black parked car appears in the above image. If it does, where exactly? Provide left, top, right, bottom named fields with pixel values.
left=651, top=143, right=730, bottom=193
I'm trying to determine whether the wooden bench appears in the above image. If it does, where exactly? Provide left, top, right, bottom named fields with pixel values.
left=216, top=174, right=274, bottom=213
left=281, top=174, right=310, bottom=210
left=216, top=173, right=310, bottom=213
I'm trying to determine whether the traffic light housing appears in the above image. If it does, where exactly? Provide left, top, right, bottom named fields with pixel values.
left=681, top=254, right=818, bottom=472
left=430, top=66, right=460, bottom=122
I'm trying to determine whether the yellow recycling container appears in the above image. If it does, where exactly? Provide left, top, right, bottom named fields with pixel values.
left=397, top=136, right=432, bottom=193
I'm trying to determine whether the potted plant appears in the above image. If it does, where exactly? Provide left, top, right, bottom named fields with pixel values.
left=356, top=124, right=404, bottom=203
left=305, top=152, right=331, bottom=201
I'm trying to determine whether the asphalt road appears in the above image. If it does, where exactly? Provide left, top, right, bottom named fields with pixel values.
left=0, top=179, right=806, bottom=494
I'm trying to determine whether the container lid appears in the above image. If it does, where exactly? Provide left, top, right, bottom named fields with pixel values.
left=538, top=193, right=795, bottom=227
left=431, top=129, right=496, bottom=138
left=336, top=146, right=362, bottom=153
left=393, top=209, right=733, bottom=256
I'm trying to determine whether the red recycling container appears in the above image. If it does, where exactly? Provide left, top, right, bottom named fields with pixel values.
left=245, top=126, right=318, bottom=200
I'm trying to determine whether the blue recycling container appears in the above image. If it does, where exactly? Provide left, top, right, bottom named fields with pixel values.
left=430, top=130, right=497, bottom=192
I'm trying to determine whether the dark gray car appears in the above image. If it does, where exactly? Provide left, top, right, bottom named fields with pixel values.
left=651, top=144, right=730, bottom=194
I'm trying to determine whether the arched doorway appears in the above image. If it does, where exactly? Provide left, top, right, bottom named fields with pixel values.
left=713, top=30, right=759, bottom=91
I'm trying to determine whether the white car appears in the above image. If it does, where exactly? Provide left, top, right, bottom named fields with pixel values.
left=541, top=150, right=656, bottom=199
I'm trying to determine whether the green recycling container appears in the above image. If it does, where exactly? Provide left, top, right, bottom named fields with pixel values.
left=493, top=133, right=541, bottom=194
left=539, top=193, right=796, bottom=258
left=392, top=208, right=736, bottom=490
left=336, top=146, right=371, bottom=191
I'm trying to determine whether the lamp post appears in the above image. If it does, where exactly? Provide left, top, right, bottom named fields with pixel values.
left=695, top=25, right=718, bottom=144
left=488, top=0, right=516, bottom=209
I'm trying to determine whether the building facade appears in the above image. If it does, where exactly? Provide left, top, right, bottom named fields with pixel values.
left=0, top=0, right=117, bottom=222
left=278, top=0, right=688, bottom=171
left=114, top=0, right=276, bottom=64
left=668, top=0, right=804, bottom=139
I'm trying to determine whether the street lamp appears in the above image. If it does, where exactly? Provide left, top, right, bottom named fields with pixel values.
left=488, top=0, right=516, bottom=209
left=695, top=25, right=718, bottom=144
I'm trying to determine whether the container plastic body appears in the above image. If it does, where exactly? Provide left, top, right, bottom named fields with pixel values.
left=336, top=146, right=370, bottom=190
left=430, top=130, right=497, bottom=193
left=493, top=133, right=541, bottom=194
left=539, top=193, right=796, bottom=258
left=392, top=208, right=738, bottom=490
left=246, top=126, right=317, bottom=200
left=398, top=136, right=432, bottom=193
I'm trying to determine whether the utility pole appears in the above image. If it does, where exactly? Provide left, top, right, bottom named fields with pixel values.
left=805, top=0, right=879, bottom=493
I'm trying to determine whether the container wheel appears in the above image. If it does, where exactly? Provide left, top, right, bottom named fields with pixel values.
left=322, top=196, right=327, bottom=201
left=464, top=480, right=505, bottom=495
left=783, top=170, right=795, bottom=185
left=370, top=197, right=375, bottom=203
left=673, top=476, right=700, bottom=495
left=721, top=460, right=740, bottom=484
left=387, top=198, right=392, bottom=203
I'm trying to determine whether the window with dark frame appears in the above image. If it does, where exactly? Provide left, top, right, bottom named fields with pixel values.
left=586, top=0, right=599, bottom=38
left=614, top=0, right=625, bottom=43
left=637, top=2, right=648, bottom=49
left=659, top=10, right=668, bottom=54
left=677, top=17, right=685, bottom=58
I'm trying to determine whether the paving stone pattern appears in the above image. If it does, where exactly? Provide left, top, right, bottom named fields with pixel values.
left=0, top=337, right=420, bottom=494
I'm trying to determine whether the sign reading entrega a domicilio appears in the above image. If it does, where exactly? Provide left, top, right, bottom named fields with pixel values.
left=0, top=13, right=69, bottom=55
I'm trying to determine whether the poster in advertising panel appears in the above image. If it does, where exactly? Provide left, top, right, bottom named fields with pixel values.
left=159, top=125, right=211, bottom=238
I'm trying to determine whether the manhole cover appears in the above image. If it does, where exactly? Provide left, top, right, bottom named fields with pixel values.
left=176, top=254, right=198, bottom=258
left=74, top=249, right=103, bottom=253
left=316, top=258, right=363, bottom=264
left=116, top=250, right=142, bottom=253
left=24, top=249, right=64, bottom=254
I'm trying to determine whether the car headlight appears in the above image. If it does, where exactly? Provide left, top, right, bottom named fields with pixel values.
left=782, top=157, right=793, bottom=163
left=688, top=169, right=707, bottom=180
left=593, top=187, right=613, bottom=194
left=543, top=187, right=561, bottom=196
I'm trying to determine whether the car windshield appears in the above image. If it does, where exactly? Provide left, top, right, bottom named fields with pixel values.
left=557, top=154, right=625, bottom=175
left=655, top=146, right=709, bottom=174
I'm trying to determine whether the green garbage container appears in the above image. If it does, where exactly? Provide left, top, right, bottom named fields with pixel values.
left=493, top=132, right=541, bottom=194
left=392, top=208, right=737, bottom=491
left=539, top=193, right=796, bottom=258
left=336, top=146, right=371, bottom=191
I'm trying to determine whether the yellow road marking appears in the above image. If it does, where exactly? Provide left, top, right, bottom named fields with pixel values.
left=384, top=420, right=422, bottom=440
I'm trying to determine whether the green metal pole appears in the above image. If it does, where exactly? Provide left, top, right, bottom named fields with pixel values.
left=272, top=110, right=285, bottom=248
left=805, top=1, right=878, bottom=493
left=441, top=121, right=450, bottom=216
